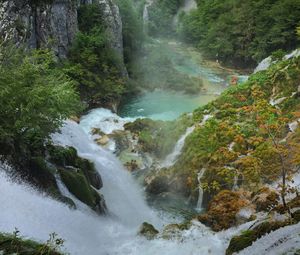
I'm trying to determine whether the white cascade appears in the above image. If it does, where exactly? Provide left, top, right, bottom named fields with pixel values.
left=161, top=126, right=195, bottom=168
left=51, top=120, right=158, bottom=226
left=195, top=168, right=206, bottom=212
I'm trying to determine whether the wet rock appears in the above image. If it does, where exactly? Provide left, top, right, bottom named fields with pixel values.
left=162, top=222, right=191, bottom=240
left=226, top=219, right=295, bottom=255
left=95, top=135, right=110, bottom=146
left=59, top=168, right=106, bottom=214
left=138, top=222, right=159, bottom=240
left=91, top=127, right=106, bottom=136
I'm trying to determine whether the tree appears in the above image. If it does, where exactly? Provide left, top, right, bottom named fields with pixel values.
left=0, top=43, right=81, bottom=156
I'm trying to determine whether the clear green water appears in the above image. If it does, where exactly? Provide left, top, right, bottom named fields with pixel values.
left=119, top=40, right=242, bottom=121
left=119, top=90, right=219, bottom=121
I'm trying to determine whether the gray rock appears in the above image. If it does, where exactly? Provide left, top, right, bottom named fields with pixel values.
left=0, top=0, right=128, bottom=76
left=0, top=0, right=77, bottom=59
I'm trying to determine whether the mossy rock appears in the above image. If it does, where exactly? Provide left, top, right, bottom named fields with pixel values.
left=59, top=168, right=106, bottom=214
left=28, top=156, right=58, bottom=192
left=48, top=145, right=102, bottom=190
left=162, top=221, right=191, bottom=240
left=226, top=230, right=256, bottom=255
left=226, top=220, right=291, bottom=254
left=138, top=222, right=159, bottom=240
left=48, top=145, right=78, bottom=167
left=0, top=233, right=62, bottom=255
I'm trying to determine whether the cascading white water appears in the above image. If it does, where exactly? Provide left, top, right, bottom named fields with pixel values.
left=51, top=120, right=158, bottom=227
left=143, top=0, right=153, bottom=33
left=161, top=126, right=195, bottom=168
left=195, top=168, right=206, bottom=212
left=0, top=120, right=253, bottom=255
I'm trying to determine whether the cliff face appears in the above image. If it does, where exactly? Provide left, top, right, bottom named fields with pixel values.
left=0, top=0, right=127, bottom=76
left=0, top=0, right=78, bottom=58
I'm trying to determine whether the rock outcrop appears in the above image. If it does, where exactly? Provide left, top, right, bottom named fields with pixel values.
left=0, top=0, right=78, bottom=58
left=0, top=0, right=127, bottom=75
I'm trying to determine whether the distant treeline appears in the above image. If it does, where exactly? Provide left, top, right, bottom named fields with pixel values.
left=179, top=0, right=300, bottom=67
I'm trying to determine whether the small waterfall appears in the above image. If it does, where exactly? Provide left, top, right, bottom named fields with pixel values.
left=232, top=174, right=239, bottom=191
left=161, top=126, right=195, bottom=168
left=143, top=0, right=153, bottom=33
left=196, top=168, right=206, bottom=211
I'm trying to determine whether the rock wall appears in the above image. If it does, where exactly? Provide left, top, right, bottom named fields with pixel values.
left=0, top=0, right=78, bottom=58
left=0, top=0, right=127, bottom=76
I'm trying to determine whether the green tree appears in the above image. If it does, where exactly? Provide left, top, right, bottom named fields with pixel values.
left=0, top=43, right=81, bottom=155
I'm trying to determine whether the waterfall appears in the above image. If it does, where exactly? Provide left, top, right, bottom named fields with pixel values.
left=143, top=0, right=153, bottom=33
left=161, top=126, right=195, bottom=168
left=51, top=120, right=158, bottom=226
left=196, top=168, right=206, bottom=211
left=0, top=120, right=268, bottom=254
left=0, top=166, right=254, bottom=255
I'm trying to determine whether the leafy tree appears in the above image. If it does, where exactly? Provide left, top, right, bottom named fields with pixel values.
left=64, top=3, right=126, bottom=107
left=0, top=43, right=81, bottom=156
left=180, top=0, right=300, bottom=67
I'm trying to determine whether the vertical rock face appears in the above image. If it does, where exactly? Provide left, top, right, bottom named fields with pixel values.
left=0, top=0, right=127, bottom=76
left=0, top=0, right=78, bottom=59
left=79, top=0, right=128, bottom=77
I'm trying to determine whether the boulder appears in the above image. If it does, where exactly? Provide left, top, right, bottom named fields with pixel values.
left=95, top=135, right=110, bottom=146
left=138, top=222, right=159, bottom=240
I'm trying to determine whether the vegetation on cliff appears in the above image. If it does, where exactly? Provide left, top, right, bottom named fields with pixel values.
left=179, top=0, right=300, bottom=67
left=63, top=3, right=127, bottom=108
left=146, top=54, right=300, bottom=216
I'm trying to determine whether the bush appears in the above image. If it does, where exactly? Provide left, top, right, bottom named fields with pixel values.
left=0, top=43, right=81, bottom=156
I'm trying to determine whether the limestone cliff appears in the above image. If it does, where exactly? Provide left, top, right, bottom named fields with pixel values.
left=0, top=0, right=127, bottom=75
left=0, top=0, right=77, bottom=58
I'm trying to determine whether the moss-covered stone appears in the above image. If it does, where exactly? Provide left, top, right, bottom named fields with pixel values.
left=28, top=156, right=58, bottom=193
left=48, top=145, right=102, bottom=190
left=162, top=221, right=191, bottom=240
left=226, top=220, right=295, bottom=254
left=138, top=222, right=159, bottom=240
left=59, top=168, right=106, bottom=214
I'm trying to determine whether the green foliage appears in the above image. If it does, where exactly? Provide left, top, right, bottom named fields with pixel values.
left=124, top=114, right=193, bottom=158
left=130, top=40, right=204, bottom=93
left=0, top=43, right=80, bottom=156
left=155, top=55, right=300, bottom=201
left=147, top=0, right=184, bottom=36
left=64, top=3, right=126, bottom=107
left=180, top=0, right=300, bottom=67
left=116, top=0, right=144, bottom=72
left=59, top=168, right=96, bottom=208
left=0, top=230, right=63, bottom=255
